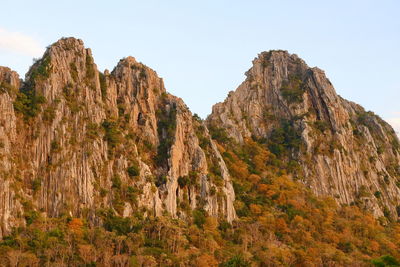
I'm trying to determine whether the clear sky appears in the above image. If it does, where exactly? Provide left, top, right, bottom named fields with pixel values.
left=0, top=0, right=399, bottom=133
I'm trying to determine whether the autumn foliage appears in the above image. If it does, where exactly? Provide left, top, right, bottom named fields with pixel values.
left=0, top=137, right=399, bottom=266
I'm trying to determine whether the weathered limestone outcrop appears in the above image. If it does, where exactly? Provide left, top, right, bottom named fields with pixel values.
left=0, top=37, right=235, bottom=238
left=0, top=67, right=23, bottom=238
left=1, top=39, right=398, bottom=239
left=208, top=51, right=400, bottom=219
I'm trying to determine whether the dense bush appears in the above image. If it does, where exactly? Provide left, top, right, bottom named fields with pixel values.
left=111, top=175, right=122, bottom=189
left=209, top=125, right=231, bottom=144
left=127, top=164, right=140, bottom=177
left=267, top=119, right=302, bottom=157
left=13, top=55, right=52, bottom=119
left=178, top=176, right=189, bottom=188
left=280, top=75, right=304, bottom=103
left=221, top=255, right=250, bottom=267
left=30, top=55, right=52, bottom=81
left=101, top=210, right=135, bottom=235
left=192, top=209, right=206, bottom=228
left=24, top=210, right=39, bottom=225
left=13, top=88, right=46, bottom=119
left=101, top=120, right=122, bottom=148
left=371, top=255, right=400, bottom=267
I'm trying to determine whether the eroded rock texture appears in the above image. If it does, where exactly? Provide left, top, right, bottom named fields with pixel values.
left=1, top=39, right=399, bottom=239
left=0, top=38, right=235, bottom=238
left=207, top=51, right=400, bottom=218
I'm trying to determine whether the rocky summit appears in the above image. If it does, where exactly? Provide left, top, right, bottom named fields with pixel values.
left=0, top=38, right=399, bottom=266
left=207, top=50, right=400, bottom=219
left=0, top=37, right=235, bottom=237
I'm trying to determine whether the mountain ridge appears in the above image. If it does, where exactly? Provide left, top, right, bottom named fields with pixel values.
left=207, top=49, right=400, bottom=219
left=0, top=37, right=236, bottom=237
left=0, top=37, right=399, bottom=266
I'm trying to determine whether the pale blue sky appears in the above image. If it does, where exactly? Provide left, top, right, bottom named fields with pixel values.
left=0, top=0, right=399, bottom=131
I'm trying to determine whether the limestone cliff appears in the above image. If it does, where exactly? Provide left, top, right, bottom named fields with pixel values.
left=0, top=38, right=235, bottom=238
left=207, top=51, right=400, bottom=219
left=0, top=67, right=23, bottom=238
left=1, top=39, right=399, bottom=241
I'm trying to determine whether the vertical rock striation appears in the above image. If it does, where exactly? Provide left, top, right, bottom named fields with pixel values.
left=0, top=67, right=23, bottom=238
left=1, top=39, right=398, bottom=239
left=0, top=37, right=235, bottom=238
left=208, top=51, right=400, bottom=219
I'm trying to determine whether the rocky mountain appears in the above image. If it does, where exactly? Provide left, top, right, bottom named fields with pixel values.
left=0, top=37, right=235, bottom=239
left=207, top=50, right=400, bottom=220
left=0, top=38, right=400, bottom=266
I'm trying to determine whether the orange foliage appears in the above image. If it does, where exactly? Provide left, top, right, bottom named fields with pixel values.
left=196, top=254, right=218, bottom=267
left=369, top=240, right=380, bottom=252
left=250, top=204, right=262, bottom=215
left=247, top=174, right=261, bottom=184
left=275, top=218, right=289, bottom=233
left=204, top=217, right=218, bottom=232
left=257, top=183, right=269, bottom=194
left=229, top=161, right=249, bottom=180
left=215, top=143, right=225, bottom=153
left=68, top=218, right=84, bottom=236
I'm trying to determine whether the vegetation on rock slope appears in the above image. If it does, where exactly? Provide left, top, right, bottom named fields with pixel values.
left=1, top=128, right=399, bottom=266
left=1, top=40, right=400, bottom=266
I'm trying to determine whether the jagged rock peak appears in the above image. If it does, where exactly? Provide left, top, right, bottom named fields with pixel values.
left=208, top=49, right=344, bottom=143
left=118, top=56, right=138, bottom=64
left=0, top=37, right=236, bottom=239
left=0, top=67, right=20, bottom=95
left=208, top=50, right=400, bottom=220
left=26, top=37, right=89, bottom=78
left=254, top=49, right=306, bottom=64
left=112, top=55, right=167, bottom=95
left=20, top=37, right=101, bottom=104
left=48, top=37, right=86, bottom=53
left=0, top=66, right=20, bottom=84
left=246, top=50, right=308, bottom=76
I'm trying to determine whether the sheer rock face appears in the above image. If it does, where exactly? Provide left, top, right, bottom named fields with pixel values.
left=0, top=67, right=23, bottom=238
left=208, top=51, right=400, bottom=219
left=0, top=38, right=235, bottom=238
